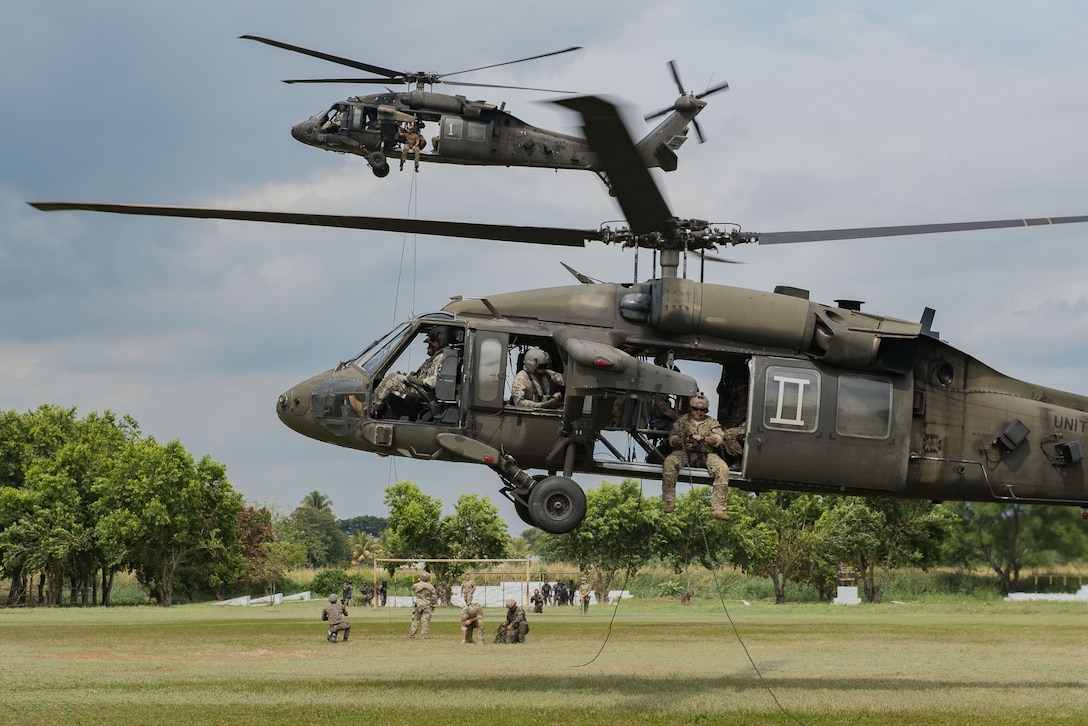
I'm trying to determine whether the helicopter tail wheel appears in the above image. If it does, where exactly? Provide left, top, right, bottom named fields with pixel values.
left=527, top=476, right=586, bottom=534
left=367, top=150, right=386, bottom=168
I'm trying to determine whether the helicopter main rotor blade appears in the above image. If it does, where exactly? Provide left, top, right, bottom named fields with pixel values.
left=555, top=96, right=675, bottom=236
left=440, top=47, right=582, bottom=79
left=241, top=35, right=402, bottom=79
left=755, top=215, right=1088, bottom=245
left=27, top=202, right=597, bottom=247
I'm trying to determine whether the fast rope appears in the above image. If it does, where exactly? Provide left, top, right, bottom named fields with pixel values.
left=570, top=478, right=648, bottom=668
left=391, top=172, right=421, bottom=326
left=689, top=479, right=807, bottom=726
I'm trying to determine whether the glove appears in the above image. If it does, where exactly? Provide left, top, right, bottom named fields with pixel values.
left=407, top=374, right=425, bottom=387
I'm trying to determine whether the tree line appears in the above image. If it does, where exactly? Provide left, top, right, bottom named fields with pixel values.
left=4, top=405, right=1087, bottom=607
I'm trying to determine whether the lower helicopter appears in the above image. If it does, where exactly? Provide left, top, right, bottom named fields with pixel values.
left=30, top=97, right=1088, bottom=534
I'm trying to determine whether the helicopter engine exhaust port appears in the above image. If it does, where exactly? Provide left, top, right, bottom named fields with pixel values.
left=527, top=476, right=587, bottom=535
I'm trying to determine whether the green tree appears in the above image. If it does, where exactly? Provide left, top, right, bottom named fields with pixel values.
left=282, top=503, right=351, bottom=568
left=302, top=490, right=332, bottom=510
left=339, top=515, right=388, bottom=538
left=93, top=439, right=243, bottom=606
left=383, top=481, right=452, bottom=597
left=948, top=503, right=1088, bottom=595
left=256, top=540, right=308, bottom=601
left=652, top=487, right=731, bottom=604
left=537, top=479, right=657, bottom=604
left=725, top=492, right=827, bottom=604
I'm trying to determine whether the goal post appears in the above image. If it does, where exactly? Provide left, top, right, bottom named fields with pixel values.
left=372, top=558, right=532, bottom=608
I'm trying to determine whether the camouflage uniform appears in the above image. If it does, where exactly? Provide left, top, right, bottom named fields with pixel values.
left=504, top=599, right=529, bottom=644
left=662, top=406, right=731, bottom=518
left=408, top=577, right=438, bottom=639
left=579, top=579, right=591, bottom=614
left=461, top=575, right=476, bottom=605
left=716, top=383, right=748, bottom=460
left=460, top=602, right=484, bottom=644
left=510, top=368, right=565, bottom=408
left=322, top=597, right=351, bottom=642
left=400, top=124, right=423, bottom=171
left=371, top=347, right=447, bottom=415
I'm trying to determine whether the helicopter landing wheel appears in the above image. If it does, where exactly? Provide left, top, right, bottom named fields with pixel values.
left=372, top=163, right=390, bottom=178
left=513, top=499, right=534, bottom=527
left=527, top=476, right=586, bottom=534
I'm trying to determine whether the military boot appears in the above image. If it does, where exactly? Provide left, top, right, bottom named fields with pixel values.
left=662, top=480, right=676, bottom=514
left=710, top=481, right=730, bottom=520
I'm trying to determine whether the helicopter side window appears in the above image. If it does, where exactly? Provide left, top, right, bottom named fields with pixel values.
left=762, top=366, right=820, bottom=433
left=836, top=374, right=892, bottom=439
left=466, top=121, right=487, bottom=143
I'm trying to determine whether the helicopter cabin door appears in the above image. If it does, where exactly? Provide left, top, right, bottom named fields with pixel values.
left=741, top=356, right=911, bottom=493
left=435, top=116, right=492, bottom=162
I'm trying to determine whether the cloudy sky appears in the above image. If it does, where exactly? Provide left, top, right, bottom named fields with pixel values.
left=4, top=1, right=1087, bottom=528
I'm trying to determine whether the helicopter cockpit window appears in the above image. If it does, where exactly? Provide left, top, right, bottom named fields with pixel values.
left=836, top=374, right=892, bottom=439
left=351, top=323, right=414, bottom=376
left=762, top=366, right=820, bottom=433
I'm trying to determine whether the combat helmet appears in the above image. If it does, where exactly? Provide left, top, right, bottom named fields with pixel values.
left=419, top=571, right=431, bottom=582
left=523, top=347, right=551, bottom=373
left=328, top=593, right=338, bottom=603
left=689, top=394, right=710, bottom=410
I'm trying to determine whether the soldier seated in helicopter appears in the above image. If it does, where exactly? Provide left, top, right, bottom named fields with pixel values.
left=510, top=347, right=564, bottom=409
left=368, top=328, right=450, bottom=419
left=716, top=361, right=749, bottom=467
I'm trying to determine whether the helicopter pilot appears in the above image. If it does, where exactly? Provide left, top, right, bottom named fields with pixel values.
left=511, top=347, right=564, bottom=409
left=365, top=329, right=449, bottom=417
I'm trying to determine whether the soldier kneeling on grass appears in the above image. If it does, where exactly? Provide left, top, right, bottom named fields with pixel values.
left=504, top=598, right=529, bottom=644
left=322, top=594, right=351, bottom=643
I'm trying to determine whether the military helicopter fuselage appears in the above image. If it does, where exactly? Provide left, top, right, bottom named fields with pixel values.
left=276, top=276, right=1088, bottom=533
left=292, top=89, right=705, bottom=183
left=241, top=36, right=725, bottom=184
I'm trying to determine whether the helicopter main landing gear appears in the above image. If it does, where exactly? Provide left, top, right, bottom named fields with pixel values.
left=367, top=151, right=389, bottom=178
left=433, top=433, right=586, bottom=533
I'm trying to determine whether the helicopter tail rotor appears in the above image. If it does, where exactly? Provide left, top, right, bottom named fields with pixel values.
left=643, top=59, right=729, bottom=143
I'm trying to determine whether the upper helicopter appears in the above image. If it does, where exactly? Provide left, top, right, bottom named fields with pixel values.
left=30, top=95, right=1088, bottom=535
left=242, top=35, right=728, bottom=189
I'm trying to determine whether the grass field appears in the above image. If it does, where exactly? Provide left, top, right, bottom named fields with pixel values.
left=2, top=597, right=1086, bottom=725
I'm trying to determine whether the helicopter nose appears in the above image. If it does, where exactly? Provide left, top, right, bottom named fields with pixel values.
left=291, top=119, right=318, bottom=144
left=277, top=371, right=368, bottom=442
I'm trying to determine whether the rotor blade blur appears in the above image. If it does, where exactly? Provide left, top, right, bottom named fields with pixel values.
left=27, top=203, right=596, bottom=247
left=440, top=46, right=582, bottom=78
left=667, top=60, right=685, bottom=95
left=241, top=35, right=401, bottom=78
left=282, top=77, right=398, bottom=85
left=437, top=80, right=576, bottom=93
left=555, top=96, right=674, bottom=236
left=693, top=118, right=706, bottom=144
left=696, top=79, right=731, bottom=99
left=755, top=215, right=1088, bottom=245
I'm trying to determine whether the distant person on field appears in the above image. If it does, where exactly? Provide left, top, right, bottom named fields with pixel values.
left=461, top=573, right=476, bottom=605
left=322, top=594, right=351, bottom=643
left=408, top=571, right=438, bottom=639
left=579, top=577, right=591, bottom=614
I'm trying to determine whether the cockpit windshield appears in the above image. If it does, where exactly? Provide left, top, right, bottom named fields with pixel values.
left=351, top=323, right=414, bottom=376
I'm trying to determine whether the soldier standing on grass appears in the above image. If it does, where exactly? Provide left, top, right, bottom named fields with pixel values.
left=461, top=573, right=476, bottom=605
left=408, top=572, right=438, bottom=639
left=579, top=578, right=591, bottom=614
